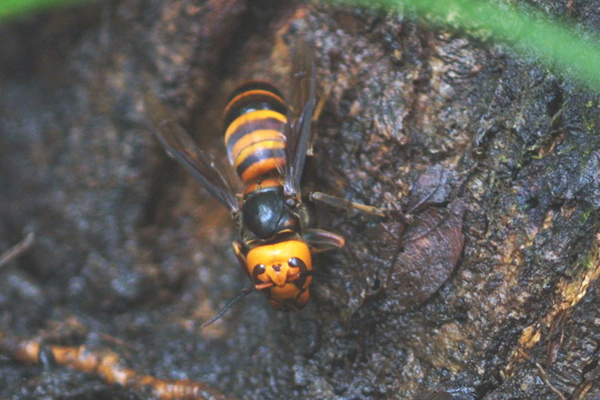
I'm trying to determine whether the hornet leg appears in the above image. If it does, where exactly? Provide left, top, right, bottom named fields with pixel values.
left=303, top=228, right=346, bottom=253
left=309, top=191, right=387, bottom=217
left=232, top=241, right=250, bottom=277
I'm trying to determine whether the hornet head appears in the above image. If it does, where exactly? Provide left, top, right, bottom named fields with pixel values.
left=246, top=240, right=313, bottom=310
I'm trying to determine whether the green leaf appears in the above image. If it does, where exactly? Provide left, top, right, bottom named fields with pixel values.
left=0, top=0, right=94, bottom=21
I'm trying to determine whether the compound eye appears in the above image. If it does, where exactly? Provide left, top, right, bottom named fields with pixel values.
left=288, top=257, right=307, bottom=274
left=288, top=257, right=309, bottom=288
left=252, top=264, right=266, bottom=284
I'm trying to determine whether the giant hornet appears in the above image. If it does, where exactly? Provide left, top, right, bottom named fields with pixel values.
left=146, top=42, right=384, bottom=325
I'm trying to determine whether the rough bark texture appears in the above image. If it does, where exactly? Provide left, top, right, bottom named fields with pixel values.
left=1, top=0, right=599, bottom=399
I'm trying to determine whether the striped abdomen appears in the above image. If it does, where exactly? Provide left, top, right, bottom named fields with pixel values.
left=224, top=81, right=287, bottom=183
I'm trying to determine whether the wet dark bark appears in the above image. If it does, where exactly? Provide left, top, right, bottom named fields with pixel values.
left=1, top=1, right=599, bottom=399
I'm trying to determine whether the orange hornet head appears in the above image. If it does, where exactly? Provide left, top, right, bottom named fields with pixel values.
left=246, top=240, right=313, bottom=310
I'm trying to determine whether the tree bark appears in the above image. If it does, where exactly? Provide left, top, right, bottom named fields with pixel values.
left=1, top=1, right=599, bottom=399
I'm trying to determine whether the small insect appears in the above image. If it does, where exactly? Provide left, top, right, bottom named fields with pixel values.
left=147, top=42, right=383, bottom=325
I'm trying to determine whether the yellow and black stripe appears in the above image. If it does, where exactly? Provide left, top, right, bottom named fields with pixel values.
left=224, top=81, right=288, bottom=183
